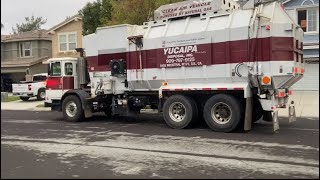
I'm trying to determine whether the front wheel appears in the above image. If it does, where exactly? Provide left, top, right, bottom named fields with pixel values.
left=203, top=94, right=242, bottom=133
left=62, top=95, right=84, bottom=122
left=163, top=95, right=198, bottom=129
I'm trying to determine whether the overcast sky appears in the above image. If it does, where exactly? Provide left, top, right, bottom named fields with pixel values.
left=1, top=0, right=95, bottom=35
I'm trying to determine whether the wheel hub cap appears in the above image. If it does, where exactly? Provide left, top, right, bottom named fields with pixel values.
left=211, top=102, right=232, bottom=124
left=66, top=102, right=77, bottom=117
left=40, top=92, right=45, bottom=99
left=169, top=102, right=186, bottom=122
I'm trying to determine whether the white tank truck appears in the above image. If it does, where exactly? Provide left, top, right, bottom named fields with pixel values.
left=44, top=0, right=304, bottom=132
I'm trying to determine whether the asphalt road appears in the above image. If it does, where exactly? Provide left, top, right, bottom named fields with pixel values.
left=1, top=110, right=319, bottom=179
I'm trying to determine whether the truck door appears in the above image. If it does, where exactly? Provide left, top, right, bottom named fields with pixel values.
left=46, top=61, right=77, bottom=100
left=62, top=62, right=77, bottom=93
left=46, top=61, right=63, bottom=100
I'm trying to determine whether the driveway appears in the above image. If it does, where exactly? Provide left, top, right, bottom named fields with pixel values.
left=1, top=99, right=50, bottom=111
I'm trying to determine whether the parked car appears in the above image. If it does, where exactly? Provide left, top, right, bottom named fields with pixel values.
left=12, top=73, right=48, bottom=101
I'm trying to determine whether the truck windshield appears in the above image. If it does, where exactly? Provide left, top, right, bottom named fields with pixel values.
left=50, top=62, right=61, bottom=76
left=33, top=76, right=47, bottom=82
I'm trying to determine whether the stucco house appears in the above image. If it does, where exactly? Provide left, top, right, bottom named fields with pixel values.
left=47, top=15, right=83, bottom=59
left=1, top=30, right=52, bottom=92
left=282, top=0, right=319, bottom=90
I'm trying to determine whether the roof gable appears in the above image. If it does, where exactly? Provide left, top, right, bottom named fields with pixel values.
left=48, top=15, right=82, bottom=34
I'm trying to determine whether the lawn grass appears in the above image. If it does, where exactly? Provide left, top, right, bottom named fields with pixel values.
left=1, top=96, right=20, bottom=102
left=36, top=104, right=45, bottom=108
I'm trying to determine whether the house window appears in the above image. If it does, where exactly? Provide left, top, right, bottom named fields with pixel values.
left=297, top=8, right=318, bottom=32
left=19, top=42, right=32, bottom=57
left=59, top=33, right=77, bottom=52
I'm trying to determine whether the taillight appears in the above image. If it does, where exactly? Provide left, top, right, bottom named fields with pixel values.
left=293, top=67, right=304, bottom=75
left=275, top=91, right=285, bottom=98
left=28, top=84, right=32, bottom=91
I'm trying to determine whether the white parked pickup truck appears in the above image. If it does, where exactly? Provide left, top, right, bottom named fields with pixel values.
left=12, top=73, right=48, bottom=101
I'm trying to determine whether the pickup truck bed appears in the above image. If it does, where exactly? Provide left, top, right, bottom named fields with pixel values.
left=12, top=81, right=46, bottom=101
left=12, top=74, right=48, bottom=101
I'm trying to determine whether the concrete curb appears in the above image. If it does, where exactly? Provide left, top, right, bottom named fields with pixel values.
left=1, top=100, right=50, bottom=111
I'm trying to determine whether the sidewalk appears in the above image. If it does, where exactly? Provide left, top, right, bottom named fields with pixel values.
left=1, top=91, right=319, bottom=118
left=1, top=99, right=50, bottom=111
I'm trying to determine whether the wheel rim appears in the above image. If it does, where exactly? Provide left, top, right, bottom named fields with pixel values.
left=40, top=92, right=45, bottom=99
left=66, top=101, right=77, bottom=117
left=211, top=102, right=232, bottom=124
left=169, top=102, right=186, bottom=122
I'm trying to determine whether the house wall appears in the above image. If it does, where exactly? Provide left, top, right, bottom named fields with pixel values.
left=1, top=42, right=4, bottom=60
left=1, top=40, right=52, bottom=61
left=29, top=63, right=48, bottom=75
left=1, top=37, right=52, bottom=92
left=284, top=0, right=319, bottom=90
left=51, top=19, right=83, bottom=58
left=285, top=0, right=319, bottom=7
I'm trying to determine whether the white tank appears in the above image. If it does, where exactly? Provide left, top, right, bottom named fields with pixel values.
left=84, top=0, right=304, bottom=96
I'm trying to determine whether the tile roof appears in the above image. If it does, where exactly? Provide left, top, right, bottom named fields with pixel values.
left=1, top=56, right=50, bottom=68
left=1, top=30, right=51, bottom=42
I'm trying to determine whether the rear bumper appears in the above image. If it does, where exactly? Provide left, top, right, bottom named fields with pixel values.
left=13, top=93, right=34, bottom=97
left=259, top=89, right=292, bottom=111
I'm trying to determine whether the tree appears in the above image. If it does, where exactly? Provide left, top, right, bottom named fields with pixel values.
left=12, top=15, right=47, bottom=33
left=79, top=0, right=184, bottom=35
left=79, top=0, right=112, bottom=35
left=108, top=0, right=184, bottom=26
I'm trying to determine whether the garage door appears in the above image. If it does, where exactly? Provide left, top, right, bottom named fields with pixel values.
left=292, top=62, right=319, bottom=90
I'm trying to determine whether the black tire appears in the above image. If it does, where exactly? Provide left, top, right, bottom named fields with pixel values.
left=20, top=97, right=30, bottom=101
left=62, top=95, right=84, bottom=122
left=252, top=96, right=263, bottom=123
left=186, top=96, right=199, bottom=127
left=163, top=95, right=198, bottom=129
left=37, top=88, right=46, bottom=101
left=104, top=107, right=112, bottom=118
left=203, top=94, right=242, bottom=133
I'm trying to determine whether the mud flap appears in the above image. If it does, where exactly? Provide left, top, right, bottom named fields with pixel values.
left=263, top=111, right=272, bottom=122
left=244, top=97, right=252, bottom=131
left=288, top=102, right=296, bottom=124
left=273, top=110, right=280, bottom=132
left=83, top=98, right=93, bottom=118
